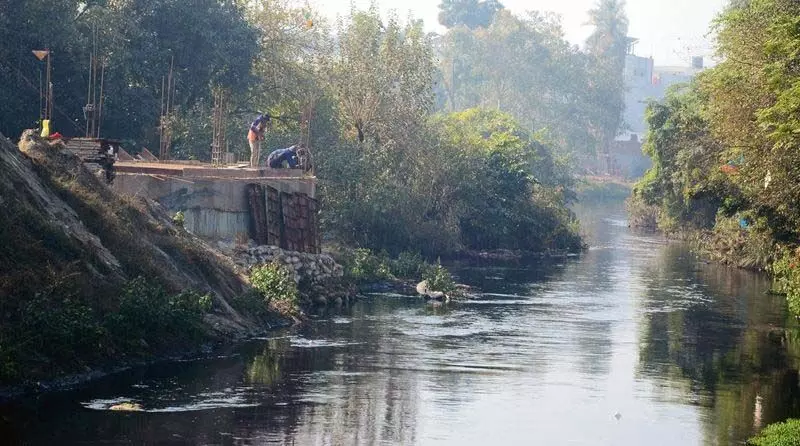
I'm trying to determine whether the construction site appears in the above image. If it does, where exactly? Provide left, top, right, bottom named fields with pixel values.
left=31, top=38, right=321, bottom=254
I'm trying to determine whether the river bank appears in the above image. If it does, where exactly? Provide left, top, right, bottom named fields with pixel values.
left=0, top=132, right=304, bottom=391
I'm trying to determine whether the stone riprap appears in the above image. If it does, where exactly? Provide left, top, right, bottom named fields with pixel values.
left=232, top=245, right=343, bottom=284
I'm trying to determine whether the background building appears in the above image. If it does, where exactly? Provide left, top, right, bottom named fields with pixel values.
left=611, top=38, right=704, bottom=178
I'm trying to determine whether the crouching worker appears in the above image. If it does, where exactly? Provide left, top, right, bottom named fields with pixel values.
left=266, top=145, right=300, bottom=168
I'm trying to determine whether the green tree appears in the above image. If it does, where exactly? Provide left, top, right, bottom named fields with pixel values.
left=0, top=0, right=89, bottom=137
left=0, top=0, right=259, bottom=156
left=438, top=0, right=504, bottom=29
left=436, top=9, right=600, bottom=161
left=631, top=83, right=734, bottom=231
left=329, top=8, right=435, bottom=146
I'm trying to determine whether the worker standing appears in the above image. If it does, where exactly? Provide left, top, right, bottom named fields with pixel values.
left=248, top=113, right=270, bottom=167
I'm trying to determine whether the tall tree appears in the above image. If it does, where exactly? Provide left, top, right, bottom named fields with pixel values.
left=330, top=8, right=435, bottom=146
left=0, top=0, right=258, bottom=154
left=438, top=0, right=504, bottom=29
left=585, top=0, right=629, bottom=173
left=0, top=0, right=89, bottom=137
left=91, top=0, right=259, bottom=153
left=436, top=10, right=600, bottom=161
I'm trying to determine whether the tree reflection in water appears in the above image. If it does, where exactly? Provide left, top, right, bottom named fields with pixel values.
left=636, top=243, right=800, bottom=445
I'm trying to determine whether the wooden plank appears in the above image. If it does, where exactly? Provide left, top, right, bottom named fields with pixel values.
left=117, top=147, right=134, bottom=161
left=247, top=184, right=268, bottom=245
left=139, top=147, right=159, bottom=162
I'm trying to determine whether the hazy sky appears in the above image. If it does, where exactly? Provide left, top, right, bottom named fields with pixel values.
left=312, top=0, right=728, bottom=66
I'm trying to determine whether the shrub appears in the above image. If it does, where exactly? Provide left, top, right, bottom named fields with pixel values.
left=105, top=278, right=213, bottom=351
left=626, top=195, right=659, bottom=230
left=19, top=295, right=106, bottom=361
left=422, top=260, right=456, bottom=293
left=0, top=290, right=106, bottom=382
left=345, top=248, right=393, bottom=283
left=700, top=215, right=776, bottom=270
left=250, top=262, right=298, bottom=305
left=173, top=211, right=185, bottom=228
left=232, top=289, right=273, bottom=320
left=391, top=251, right=425, bottom=279
left=748, top=419, right=800, bottom=446
left=770, top=249, right=800, bottom=316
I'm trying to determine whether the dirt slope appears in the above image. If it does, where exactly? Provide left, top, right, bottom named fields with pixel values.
left=0, top=130, right=272, bottom=381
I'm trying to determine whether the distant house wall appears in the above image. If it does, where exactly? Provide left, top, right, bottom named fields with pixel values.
left=611, top=134, right=651, bottom=179
left=615, top=53, right=702, bottom=178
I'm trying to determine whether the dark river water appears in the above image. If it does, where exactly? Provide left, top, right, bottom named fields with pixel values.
left=4, top=206, right=800, bottom=445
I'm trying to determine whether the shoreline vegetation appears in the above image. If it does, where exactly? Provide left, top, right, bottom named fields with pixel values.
left=623, top=1, right=800, bottom=442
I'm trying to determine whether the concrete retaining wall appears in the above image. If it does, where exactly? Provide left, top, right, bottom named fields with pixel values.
left=112, top=168, right=318, bottom=250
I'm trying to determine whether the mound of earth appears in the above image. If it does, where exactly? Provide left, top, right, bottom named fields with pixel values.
left=0, top=131, right=284, bottom=384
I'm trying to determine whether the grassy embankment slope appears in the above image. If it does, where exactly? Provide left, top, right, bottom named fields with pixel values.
left=0, top=131, right=291, bottom=387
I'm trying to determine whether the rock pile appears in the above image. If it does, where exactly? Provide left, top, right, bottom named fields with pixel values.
left=232, top=245, right=344, bottom=284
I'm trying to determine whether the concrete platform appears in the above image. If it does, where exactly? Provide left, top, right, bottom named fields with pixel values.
left=115, top=161, right=312, bottom=180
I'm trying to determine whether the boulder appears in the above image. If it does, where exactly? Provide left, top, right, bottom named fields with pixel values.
left=416, top=280, right=448, bottom=302
left=415, top=280, right=429, bottom=296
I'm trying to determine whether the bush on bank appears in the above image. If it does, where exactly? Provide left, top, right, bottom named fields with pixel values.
left=338, top=248, right=457, bottom=293
left=748, top=419, right=800, bottom=446
left=0, top=277, right=214, bottom=384
left=769, top=249, right=800, bottom=317
left=249, top=262, right=299, bottom=306
left=319, top=109, right=583, bottom=257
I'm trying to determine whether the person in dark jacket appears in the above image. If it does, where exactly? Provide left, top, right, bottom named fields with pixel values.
left=266, top=145, right=299, bottom=168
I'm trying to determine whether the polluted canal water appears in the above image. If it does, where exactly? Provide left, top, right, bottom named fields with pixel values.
left=3, top=206, right=800, bottom=445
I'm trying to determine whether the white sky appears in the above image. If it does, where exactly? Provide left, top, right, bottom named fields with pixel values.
left=310, top=0, right=728, bottom=66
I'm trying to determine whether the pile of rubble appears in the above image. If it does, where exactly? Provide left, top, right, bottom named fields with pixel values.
left=231, top=245, right=344, bottom=284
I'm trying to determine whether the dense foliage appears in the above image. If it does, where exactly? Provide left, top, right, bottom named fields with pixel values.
left=435, top=0, right=629, bottom=171
left=0, top=276, right=213, bottom=384
left=748, top=419, right=800, bottom=446
left=250, top=262, right=299, bottom=306
left=628, top=0, right=800, bottom=313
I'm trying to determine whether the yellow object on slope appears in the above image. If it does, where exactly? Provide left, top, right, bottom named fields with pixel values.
left=40, top=120, right=50, bottom=138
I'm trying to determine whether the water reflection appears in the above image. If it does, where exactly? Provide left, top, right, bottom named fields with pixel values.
left=636, top=242, right=800, bottom=445
left=2, top=205, right=800, bottom=445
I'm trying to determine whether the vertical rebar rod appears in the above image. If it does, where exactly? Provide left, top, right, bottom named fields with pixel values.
left=97, top=60, right=105, bottom=138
